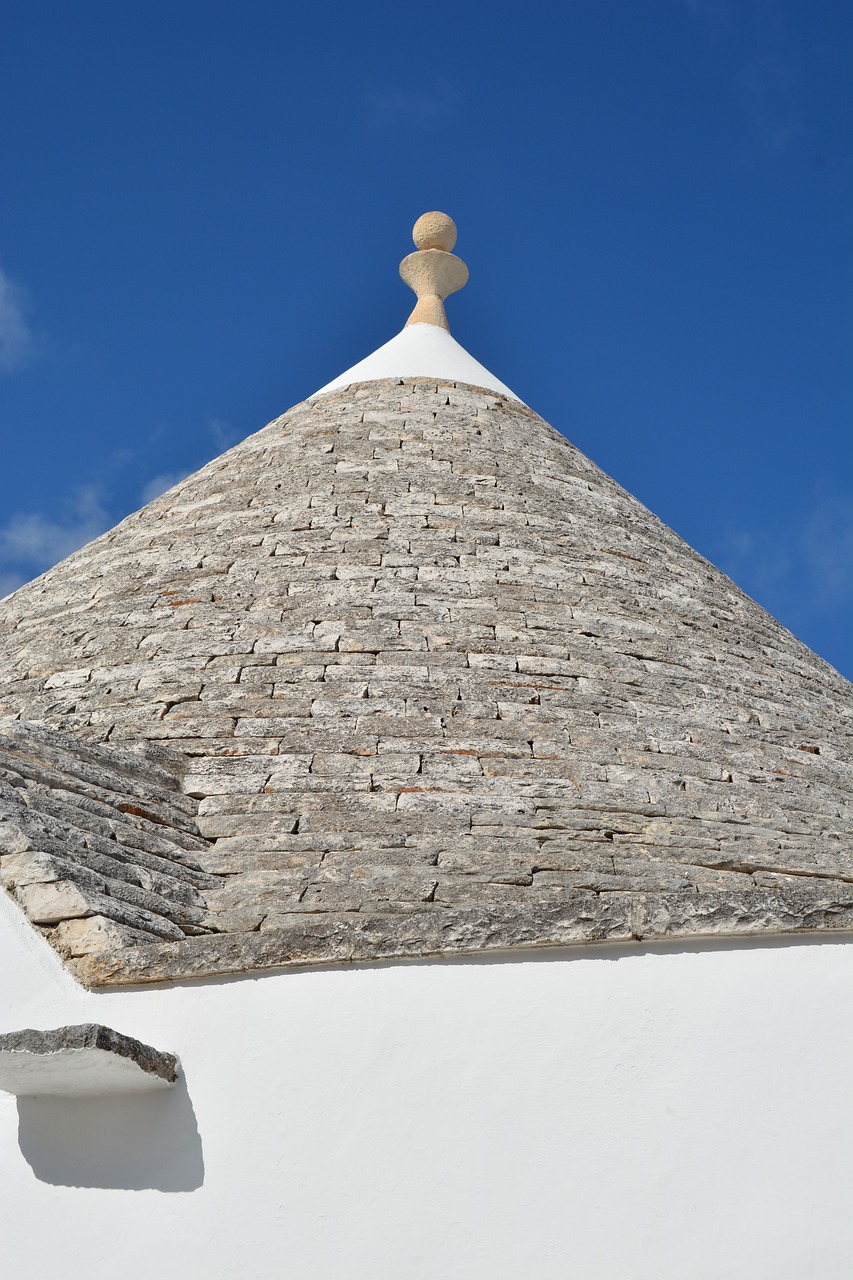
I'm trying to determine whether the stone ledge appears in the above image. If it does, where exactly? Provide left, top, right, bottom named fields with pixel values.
left=71, top=885, right=853, bottom=987
left=0, top=1024, right=179, bottom=1095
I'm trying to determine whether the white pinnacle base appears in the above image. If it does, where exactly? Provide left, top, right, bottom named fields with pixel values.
left=312, top=323, right=522, bottom=402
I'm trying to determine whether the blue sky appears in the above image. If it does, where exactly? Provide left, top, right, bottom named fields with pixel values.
left=1, top=0, right=851, bottom=678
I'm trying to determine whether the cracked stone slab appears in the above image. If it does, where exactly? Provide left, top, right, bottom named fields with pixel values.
left=0, top=1024, right=179, bottom=1095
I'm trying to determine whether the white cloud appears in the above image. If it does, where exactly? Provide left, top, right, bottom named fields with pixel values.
left=801, top=496, right=853, bottom=605
left=208, top=417, right=239, bottom=451
left=0, top=264, right=35, bottom=373
left=140, top=470, right=192, bottom=505
left=0, top=487, right=111, bottom=582
left=139, top=416, right=239, bottom=504
left=717, top=491, right=853, bottom=616
left=0, top=410, right=240, bottom=598
left=718, top=528, right=791, bottom=596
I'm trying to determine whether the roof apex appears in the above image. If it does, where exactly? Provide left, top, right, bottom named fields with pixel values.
left=313, top=212, right=521, bottom=402
left=312, top=323, right=522, bottom=401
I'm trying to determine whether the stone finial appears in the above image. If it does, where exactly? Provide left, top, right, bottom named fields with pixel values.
left=399, top=211, right=469, bottom=331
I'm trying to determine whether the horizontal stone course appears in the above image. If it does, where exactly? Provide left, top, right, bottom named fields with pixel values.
left=72, top=884, right=853, bottom=987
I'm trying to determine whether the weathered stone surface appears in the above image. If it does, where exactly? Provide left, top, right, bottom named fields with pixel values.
left=56, top=914, right=170, bottom=956
left=72, top=884, right=853, bottom=987
left=0, top=379, right=852, bottom=985
left=0, top=720, right=218, bottom=954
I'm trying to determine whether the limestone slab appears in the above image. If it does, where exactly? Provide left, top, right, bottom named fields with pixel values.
left=0, top=1024, right=179, bottom=1094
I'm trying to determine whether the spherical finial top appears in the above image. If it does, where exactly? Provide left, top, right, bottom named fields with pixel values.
left=412, top=211, right=457, bottom=253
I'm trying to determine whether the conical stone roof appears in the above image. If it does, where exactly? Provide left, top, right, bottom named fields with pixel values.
left=2, top=214, right=852, bottom=986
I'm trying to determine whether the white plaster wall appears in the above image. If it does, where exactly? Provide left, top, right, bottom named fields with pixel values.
left=2, top=893, right=853, bottom=1280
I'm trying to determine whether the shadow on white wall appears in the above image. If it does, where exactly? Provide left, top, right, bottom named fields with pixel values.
left=15, top=1073, right=204, bottom=1191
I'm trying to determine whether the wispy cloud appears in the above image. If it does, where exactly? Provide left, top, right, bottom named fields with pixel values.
left=718, top=527, right=791, bottom=597
left=138, top=417, right=238, bottom=504
left=208, top=417, right=239, bottom=451
left=0, top=263, right=35, bottom=373
left=0, top=487, right=112, bottom=598
left=800, top=496, right=853, bottom=605
left=739, top=54, right=804, bottom=158
left=681, top=1, right=804, bottom=160
left=678, top=0, right=729, bottom=30
left=367, top=78, right=462, bottom=125
left=717, top=491, right=853, bottom=618
left=0, top=487, right=111, bottom=575
left=0, top=412, right=239, bottom=598
left=139, top=470, right=192, bottom=505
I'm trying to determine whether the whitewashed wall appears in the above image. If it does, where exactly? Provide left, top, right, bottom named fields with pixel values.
left=3, top=893, right=853, bottom=1280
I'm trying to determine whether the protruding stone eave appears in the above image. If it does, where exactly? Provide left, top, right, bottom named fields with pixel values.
left=0, top=1024, right=179, bottom=1094
left=69, top=890, right=853, bottom=987
left=311, top=323, right=524, bottom=403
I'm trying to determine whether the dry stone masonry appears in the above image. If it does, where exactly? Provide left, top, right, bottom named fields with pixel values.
left=1, top=378, right=852, bottom=985
left=0, top=720, right=217, bottom=960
